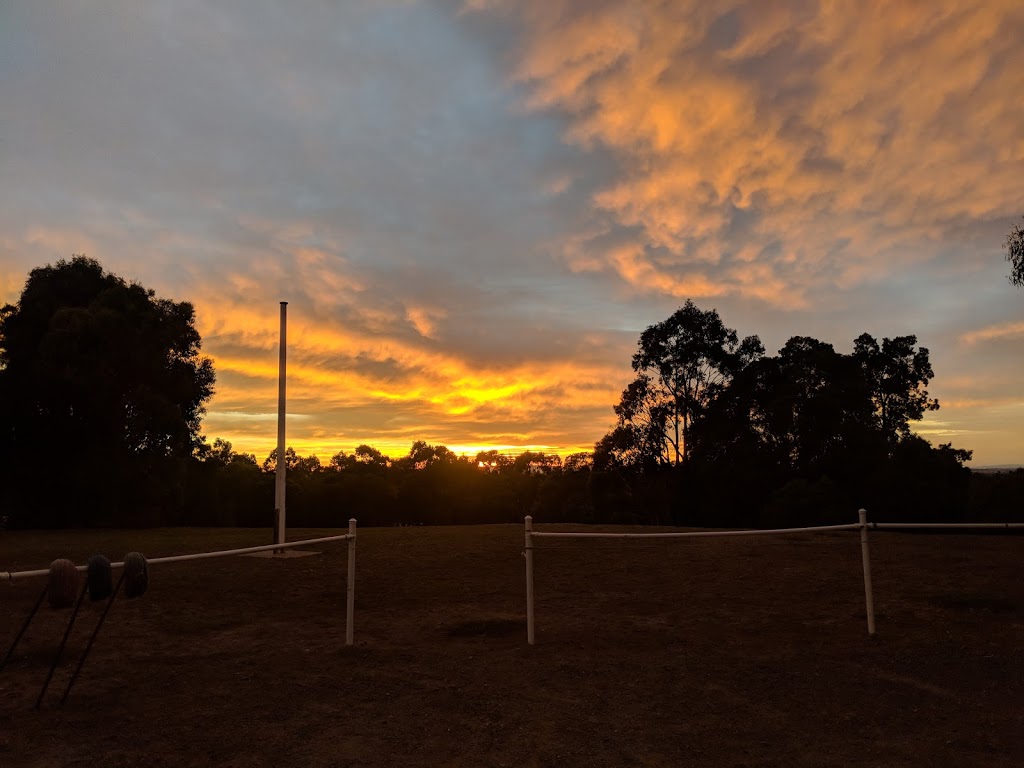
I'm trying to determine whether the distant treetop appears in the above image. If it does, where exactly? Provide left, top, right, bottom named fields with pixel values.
left=1005, top=216, right=1024, bottom=288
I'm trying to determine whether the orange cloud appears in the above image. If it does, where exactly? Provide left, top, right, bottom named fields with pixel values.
left=478, top=0, right=1024, bottom=306
left=960, top=321, right=1024, bottom=345
left=188, top=287, right=628, bottom=460
left=405, top=304, right=446, bottom=339
left=939, top=397, right=1024, bottom=410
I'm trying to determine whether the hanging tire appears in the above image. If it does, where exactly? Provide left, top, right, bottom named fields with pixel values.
left=86, top=555, right=113, bottom=601
left=123, top=552, right=149, bottom=599
left=47, top=559, right=79, bottom=609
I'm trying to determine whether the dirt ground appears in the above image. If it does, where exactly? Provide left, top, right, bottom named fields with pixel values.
left=1, top=523, right=1022, bottom=767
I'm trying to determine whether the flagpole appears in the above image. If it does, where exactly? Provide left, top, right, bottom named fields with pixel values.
left=274, top=301, right=288, bottom=548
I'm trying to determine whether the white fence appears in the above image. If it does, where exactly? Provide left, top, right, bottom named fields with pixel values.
left=523, top=512, right=1024, bottom=644
left=2, top=519, right=359, bottom=646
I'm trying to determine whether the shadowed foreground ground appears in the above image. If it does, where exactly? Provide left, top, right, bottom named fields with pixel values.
left=1, top=524, right=1022, bottom=767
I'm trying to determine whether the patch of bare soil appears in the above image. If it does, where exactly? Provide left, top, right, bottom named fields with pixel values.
left=1, top=524, right=1022, bottom=767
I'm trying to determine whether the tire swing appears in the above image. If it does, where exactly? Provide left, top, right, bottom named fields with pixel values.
left=36, top=560, right=90, bottom=708
left=1, top=559, right=80, bottom=675
left=60, top=552, right=148, bottom=706
left=123, top=552, right=149, bottom=599
left=47, top=559, right=80, bottom=608
left=86, top=555, right=113, bottom=602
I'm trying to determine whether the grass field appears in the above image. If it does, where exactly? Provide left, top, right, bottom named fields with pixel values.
left=1, top=524, right=1022, bottom=767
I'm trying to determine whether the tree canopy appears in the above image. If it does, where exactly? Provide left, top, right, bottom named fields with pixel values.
left=597, top=301, right=975, bottom=526
left=852, top=333, right=938, bottom=445
left=598, top=300, right=763, bottom=469
left=696, top=336, right=879, bottom=476
left=0, top=256, right=214, bottom=526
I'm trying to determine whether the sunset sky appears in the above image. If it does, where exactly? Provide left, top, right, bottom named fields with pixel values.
left=2, top=1, right=1022, bottom=466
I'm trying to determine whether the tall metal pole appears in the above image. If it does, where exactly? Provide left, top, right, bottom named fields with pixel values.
left=274, top=301, right=288, bottom=548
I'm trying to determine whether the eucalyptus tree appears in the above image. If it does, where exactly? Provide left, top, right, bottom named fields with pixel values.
left=852, top=333, right=939, bottom=446
left=696, top=336, right=878, bottom=475
left=603, top=300, right=762, bottom=468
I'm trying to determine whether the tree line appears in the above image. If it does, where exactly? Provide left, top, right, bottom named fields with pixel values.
left=593, top=300, right=987, bottom=527
left=1, top=256, right=1020, bottom=530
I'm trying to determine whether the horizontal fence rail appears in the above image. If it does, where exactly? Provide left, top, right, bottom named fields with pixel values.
left=2, top=533, right=355, bottom=582
left=523, top=512, right=1022, bottom=645
left=531, top=523, right=861, bottom=539
left=2, top=521, right=358, bottom=647
left=870, top=522, right=1024, bottom=530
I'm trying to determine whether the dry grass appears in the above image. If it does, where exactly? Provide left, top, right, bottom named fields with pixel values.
left=1, top=524, right=1022, bottom=767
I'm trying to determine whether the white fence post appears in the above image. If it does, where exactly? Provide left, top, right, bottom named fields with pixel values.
left=346, top=518, right=356, bottom=647
left=525, top=515, right=535, bottom=645
left=858, top=508, right=876, bottom=636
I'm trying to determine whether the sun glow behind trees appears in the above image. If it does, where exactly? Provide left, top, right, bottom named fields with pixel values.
left=200, top=307, right=624, bottom=463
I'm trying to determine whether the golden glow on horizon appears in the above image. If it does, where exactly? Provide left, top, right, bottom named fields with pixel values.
left=205, top=427, right=596, bottom=465
left=194, top=292, right=626, bottom=460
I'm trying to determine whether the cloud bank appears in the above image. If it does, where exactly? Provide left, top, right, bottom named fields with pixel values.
left=1, top=0, right=1021, bottom=464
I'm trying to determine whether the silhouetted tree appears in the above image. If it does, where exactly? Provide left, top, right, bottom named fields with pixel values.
left=853, top=333, right=938, bottom=447
left=513, top=451, right=561, bottom=474
left=398, top=440, right=459, bottom=470
left=755, top=337, right=876, bottom=474
left=329, top=450, right=351, bottom=471
left=602, top=300, right=762, bottom=468
left=689, top=336, right=874, bottom=525
left=353, top=443, right=390, bottom=468
left=563, top=452, right=593, bottom=473
left=206, top=438, right=256, bottom=467
left=690, top=331, right=968, bottom=525
left=475, top=449, right=512, bottom=472
left=597, top=376, right=674, bottom=469
left=186, top=437, right=264, bottom=526
left=863, top=436, right=972, bottom=521
left=1004, top=215, right=1024, bottom=288
left=0, top=256, right=214, bottom=527
left=969, top=468, right=1024, bottom=522
left=262, top=446, right=302, bottom=473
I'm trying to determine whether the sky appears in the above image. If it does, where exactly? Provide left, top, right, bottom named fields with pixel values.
left=1, top=1, right=1022, bottom=466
